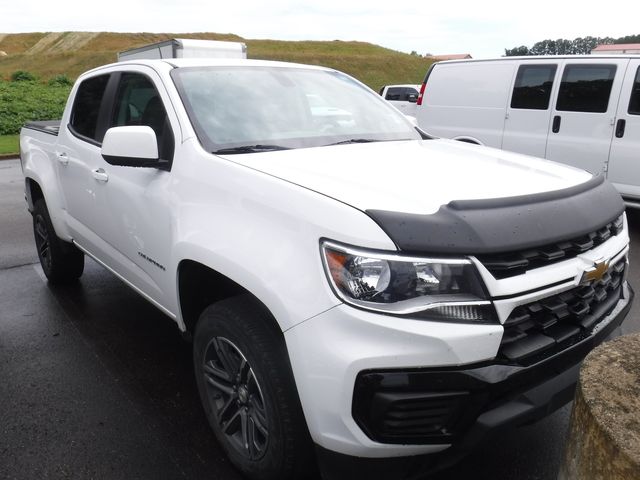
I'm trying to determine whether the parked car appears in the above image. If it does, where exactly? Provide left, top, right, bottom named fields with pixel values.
left=415, top=55, right=640, bottom=206
left=20, top=55, right=632, bottom=480
left=379, top=84, right=420, bottom=116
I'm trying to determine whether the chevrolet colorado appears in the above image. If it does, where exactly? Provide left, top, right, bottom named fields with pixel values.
left=20, top=58, right=632, bottom=480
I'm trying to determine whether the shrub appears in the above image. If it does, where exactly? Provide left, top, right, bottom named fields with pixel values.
left=0, top=81, right=71, bottom=135
left=11, top=70, right=37, bottom=82
left=48, top=74, right=73, bottom=87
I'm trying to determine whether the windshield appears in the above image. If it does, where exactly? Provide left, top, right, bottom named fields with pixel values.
left=171, top=66, right=421, bottom=153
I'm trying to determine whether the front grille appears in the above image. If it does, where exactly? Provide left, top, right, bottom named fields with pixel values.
left=477, top=217, right=623, bottom=279
left=499, top=257, right=626, bottom=365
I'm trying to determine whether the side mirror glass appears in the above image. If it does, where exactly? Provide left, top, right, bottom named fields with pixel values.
left=407, top=93, right=418, bottom=103
left=101, top=126, right=164, bottom=169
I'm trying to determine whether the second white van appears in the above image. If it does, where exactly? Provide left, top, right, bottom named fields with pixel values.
left=415, top=55, right=640, bottom=206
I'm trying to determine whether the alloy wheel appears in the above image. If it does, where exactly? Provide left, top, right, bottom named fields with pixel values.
left=202, top=336, right=269, bottom=460
left=34, top=214, right=52, bottom=271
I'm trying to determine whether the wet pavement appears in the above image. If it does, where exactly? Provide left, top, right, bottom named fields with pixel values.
left=2, top=158, right=640, bottom=480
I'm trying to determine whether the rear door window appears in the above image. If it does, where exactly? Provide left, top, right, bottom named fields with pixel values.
left=69, top=74, right=110, bottom=142
left=556, top=64, right=617, bottom=113
left=511, top=64, right=557, bottom=110
left=629, top=67, right=640, bottom=115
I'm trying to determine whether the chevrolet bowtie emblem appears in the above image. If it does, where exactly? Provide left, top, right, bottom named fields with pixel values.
left=581, top=260, right=609, bottom=284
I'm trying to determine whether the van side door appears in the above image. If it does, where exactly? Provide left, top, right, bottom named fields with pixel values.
left=605, top=60, right=640, bottom=200
left=545, top=59, right=628, bottom=174
left=502, top=62, right=559, bottom=158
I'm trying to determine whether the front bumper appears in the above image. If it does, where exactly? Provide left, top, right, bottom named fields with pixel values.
left=313, top=283, right=632, bottom=479
left=285, top=281, right=632, bottom=463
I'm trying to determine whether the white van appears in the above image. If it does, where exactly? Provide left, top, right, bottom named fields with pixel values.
left=415, top=56, right=640, bottom=206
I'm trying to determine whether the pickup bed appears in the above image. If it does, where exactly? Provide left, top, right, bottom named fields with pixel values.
left=21, top=58, right=632, bottom=480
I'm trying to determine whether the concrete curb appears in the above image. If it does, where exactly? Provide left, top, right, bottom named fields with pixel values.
left=0, top=154, right=19, bottom=161
left=559, top=333, right=640, bottom=479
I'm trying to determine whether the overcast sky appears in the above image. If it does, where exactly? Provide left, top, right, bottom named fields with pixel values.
left=2, top=0, right=638, bottom=58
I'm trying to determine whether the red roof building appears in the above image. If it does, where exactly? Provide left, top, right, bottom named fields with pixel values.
left=428, top=53, right=472, bottom=61
left=592, top=43, right=640, bottom=54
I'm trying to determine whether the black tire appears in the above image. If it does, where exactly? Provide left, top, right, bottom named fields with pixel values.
left=193, top=295, right=315, bottom=480
left=32, top=199, right=84, bottom=284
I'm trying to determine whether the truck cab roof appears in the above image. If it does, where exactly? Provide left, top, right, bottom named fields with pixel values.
left=83, top=58, right=335, bottom=77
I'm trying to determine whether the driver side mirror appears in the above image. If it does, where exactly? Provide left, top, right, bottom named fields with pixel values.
left=407, top=93, right=418, bottom=103
left=101, top=126, right=167, bottom=170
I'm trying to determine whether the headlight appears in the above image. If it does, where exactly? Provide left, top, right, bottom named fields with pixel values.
left=321, top=241, right=495, bottom=322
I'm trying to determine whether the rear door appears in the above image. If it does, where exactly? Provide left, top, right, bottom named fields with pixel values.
left=545, top=59, right=628, bottom=174
left=56, top=73, right=114, bottom=247
left=502, top=62, right=559, bottom=158
left=606, top=60, right=640, bottom=199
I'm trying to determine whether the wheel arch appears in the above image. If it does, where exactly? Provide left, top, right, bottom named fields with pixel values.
left=452, top=136, right=483, bottom=145
left=25, top=176, right=45, bottom=212
left=177, top=259, right=284, bottom=341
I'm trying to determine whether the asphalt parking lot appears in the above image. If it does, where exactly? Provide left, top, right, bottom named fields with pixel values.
left=2, top=157, right=640, bottom=480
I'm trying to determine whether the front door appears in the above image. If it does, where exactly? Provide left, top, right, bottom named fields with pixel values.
left=89, top=68, right=178, bottom=310
left=605, top=60, right=640, bottom=199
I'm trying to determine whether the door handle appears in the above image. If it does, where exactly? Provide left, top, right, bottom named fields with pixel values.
left=615, top=119, right=626, bottom=138
left=92, top=168, right=109, bottom=183
left=56, top=152, right=69, bottom=165
left=552, top=115, right=561, bottom=133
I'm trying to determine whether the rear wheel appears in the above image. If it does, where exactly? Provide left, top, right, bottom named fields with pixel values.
left=32, top=199, right=84, bottom=283
left=193, top=295, right=315, bottom=480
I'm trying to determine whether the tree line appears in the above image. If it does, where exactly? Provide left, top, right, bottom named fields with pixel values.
left=505, top=34, right=640, bottom=56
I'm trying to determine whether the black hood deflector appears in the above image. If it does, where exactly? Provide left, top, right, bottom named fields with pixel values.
left=366, top=175, right=624, bottom=255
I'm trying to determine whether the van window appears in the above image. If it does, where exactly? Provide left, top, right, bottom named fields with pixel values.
left=511, top=64, right=557, bottom=110
left=556, top=64, right=616, bottom=113
left=629, top=67, right=640, bottom=115
left=70, top=74, right=110, bottom=142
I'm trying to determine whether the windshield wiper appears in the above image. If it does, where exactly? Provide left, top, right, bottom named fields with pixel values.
left=213, top=144, right=291, bottom=154
left=327, top=138, right=379, bottom=146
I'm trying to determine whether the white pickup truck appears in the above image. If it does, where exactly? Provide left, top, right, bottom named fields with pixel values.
left=20, top=58, right=633, bottom=480
left=379, top=84, right=420, bottom=116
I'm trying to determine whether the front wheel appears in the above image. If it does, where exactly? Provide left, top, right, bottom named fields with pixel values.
left=32, top=199, right=84, bottom=283
left=193, top=296, right=315, bottom=480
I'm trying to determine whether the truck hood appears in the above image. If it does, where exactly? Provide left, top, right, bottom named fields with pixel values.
left=222, top=139, right=593, bottom=215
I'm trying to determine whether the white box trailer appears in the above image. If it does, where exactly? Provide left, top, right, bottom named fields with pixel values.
left=118, top=38, right=247, bottom=61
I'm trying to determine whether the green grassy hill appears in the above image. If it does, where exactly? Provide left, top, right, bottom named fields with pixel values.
left=0, top=32, right=432, bottom=90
